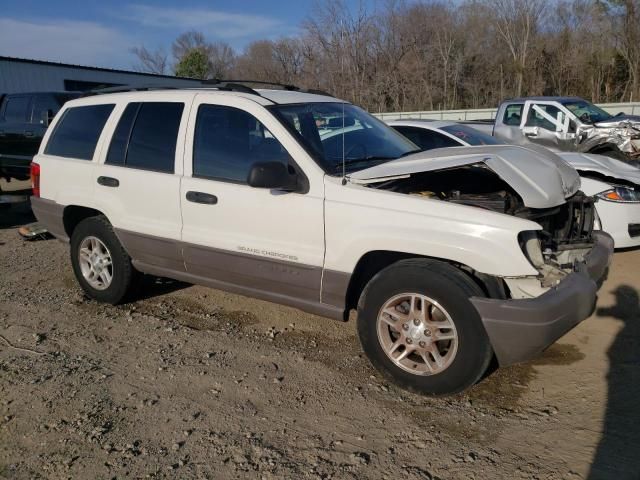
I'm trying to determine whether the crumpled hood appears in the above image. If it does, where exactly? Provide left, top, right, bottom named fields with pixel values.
left=348, top=145, right=581, bottom=209
left=594, top=115, right=640, bottom=128
left=557, top=152, right=640, bottom=185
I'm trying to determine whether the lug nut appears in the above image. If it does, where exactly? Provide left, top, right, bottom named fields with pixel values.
left=413, top=318, right=420, bottom=326
left=406, top=338, right=413, bottom=344
left=402, top=323, right=409, bottom=330
left=419, top=341, right=426, bottom=348
left=424, top=329, right=431, bottom=337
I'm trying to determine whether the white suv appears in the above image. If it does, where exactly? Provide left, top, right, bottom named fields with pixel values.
left=31, top=85, right=613, bottom=395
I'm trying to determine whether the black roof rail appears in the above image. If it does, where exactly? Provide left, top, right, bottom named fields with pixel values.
left=205, top=79, right=333, bottom=97
left=82, top=80, right=334, bottom=100
left=85, top=84, right=180, bottom=96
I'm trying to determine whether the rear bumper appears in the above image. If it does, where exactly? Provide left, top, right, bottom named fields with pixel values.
left=471, top=231, right=614, bottom=366
left=31, top=196, right=68, bottom=242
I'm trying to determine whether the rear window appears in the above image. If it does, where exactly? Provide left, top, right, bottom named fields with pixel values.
left=45, top=104, right=114, bottom=160
left=3, top=96, right=31, bottom=122
left=503, top=104, right=523, bottom=126
left=106, top=102, right=184, bottom=173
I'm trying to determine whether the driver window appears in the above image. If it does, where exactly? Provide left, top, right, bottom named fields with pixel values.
left=193, top=104, right=292, bottom=183
left=525, top=104, right=562, bottom=131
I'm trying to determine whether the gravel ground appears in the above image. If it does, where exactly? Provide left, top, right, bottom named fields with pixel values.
left=1, top=202, right=639, bottom=480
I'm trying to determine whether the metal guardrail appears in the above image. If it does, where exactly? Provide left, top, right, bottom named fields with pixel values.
left=374, top=102, right=640, bottom=121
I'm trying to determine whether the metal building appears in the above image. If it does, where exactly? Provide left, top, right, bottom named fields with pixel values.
left=0, top=56, right=202, bottom=94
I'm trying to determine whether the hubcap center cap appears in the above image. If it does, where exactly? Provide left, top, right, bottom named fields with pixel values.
left=407, top=321, right=426, bottom=342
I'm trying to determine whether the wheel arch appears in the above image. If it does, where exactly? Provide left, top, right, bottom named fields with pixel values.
left=342, top=250, right=507, bottom=315
left=63, top=205, right=106, bottom=238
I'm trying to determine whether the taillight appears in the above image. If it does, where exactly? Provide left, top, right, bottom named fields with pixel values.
left=30, top=162, right=40, bottom=197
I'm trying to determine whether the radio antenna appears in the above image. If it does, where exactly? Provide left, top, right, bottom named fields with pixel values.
left=341, top=19, right=347, bottom=186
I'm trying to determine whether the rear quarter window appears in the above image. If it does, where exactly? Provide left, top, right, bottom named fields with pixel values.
left=105, top=102, right=184, bottom=173
left=45, top=104, right=114, bottom=160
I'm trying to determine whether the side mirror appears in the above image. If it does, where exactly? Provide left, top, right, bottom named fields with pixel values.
left=247, top=161, right=298, bottom=191
left=40, top=109, right=54, bottom=127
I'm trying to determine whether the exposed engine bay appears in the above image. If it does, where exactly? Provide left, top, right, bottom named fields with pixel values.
left=370, top=163, right=596, bottom=291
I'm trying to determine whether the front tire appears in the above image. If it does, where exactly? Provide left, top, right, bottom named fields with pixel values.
left=70, top=216, right=137, bottom=304
left=357, top=259, right=493, bottom=396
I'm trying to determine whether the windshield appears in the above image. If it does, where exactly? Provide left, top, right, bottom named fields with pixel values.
left=562, top=100, right=612, bottom=124
left=440, top=124, right=501, bottom=146
left=269, top=102, right=419, bottom=174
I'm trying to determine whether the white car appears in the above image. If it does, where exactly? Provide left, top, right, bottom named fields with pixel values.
left=31, top=85, right=612, bottom=395
left=389, top=120, right=640, bottom=248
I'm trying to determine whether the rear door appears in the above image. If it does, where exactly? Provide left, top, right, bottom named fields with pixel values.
left=179, top=94, right=325, bottom=307
left=93, top=93, right=193, bottom=272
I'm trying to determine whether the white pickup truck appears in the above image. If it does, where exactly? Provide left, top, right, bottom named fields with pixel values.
left=30, top=85, right=613, bottom=395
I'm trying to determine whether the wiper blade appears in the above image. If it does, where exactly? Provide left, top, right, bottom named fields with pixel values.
left=399, top=148, right=422, bottom=157
left=333, top=156, right=393, bottom=173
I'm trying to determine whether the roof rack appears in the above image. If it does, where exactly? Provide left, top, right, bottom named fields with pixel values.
left=204, top=79, right=332, bottom=97
left=88, top=85, right=180, bottom=95
left=85, top=79, right=333, bottom=100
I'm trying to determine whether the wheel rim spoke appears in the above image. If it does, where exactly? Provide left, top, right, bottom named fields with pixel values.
left=78, top=236, right=113, bottom=291
left=376, top=292, right=458, bottom=377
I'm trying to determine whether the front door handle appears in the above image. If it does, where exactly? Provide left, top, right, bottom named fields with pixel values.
left=24, top=131, right=34, bottom=137
left=186, top=191, right=217, bottom=205
left=97, top=176, right=119, bottom=187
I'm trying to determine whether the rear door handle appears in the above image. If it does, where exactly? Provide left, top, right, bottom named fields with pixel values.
left=186, top=191, right=217, bottom=205
left=97, top=176, right=119, bottom=187
left=0, top=130, right=5, bottom=137
left=24, top=131, right=34, bottom=137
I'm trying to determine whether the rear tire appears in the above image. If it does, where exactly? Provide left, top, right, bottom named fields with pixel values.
left=70, top=216, right=137, bottom=304
left=357, top=259, right=493, bottom=396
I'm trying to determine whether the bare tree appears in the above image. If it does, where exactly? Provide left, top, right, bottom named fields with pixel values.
left=131, top=0, right=637, bottom=111
left=131, top=46, right=168, bottom=75
left=487, top=0, right=547, bottom=97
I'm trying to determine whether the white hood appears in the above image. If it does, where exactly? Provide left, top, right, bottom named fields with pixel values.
left=557, top=152, right=640, bottom=185
left=348, top=145, right=581, bottom=209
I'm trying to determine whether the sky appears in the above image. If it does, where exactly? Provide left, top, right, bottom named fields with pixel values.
left=0, top=0, right=379, bottom=71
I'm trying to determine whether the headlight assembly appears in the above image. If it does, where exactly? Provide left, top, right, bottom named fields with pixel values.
left=597, top=186, right=640, bottom=203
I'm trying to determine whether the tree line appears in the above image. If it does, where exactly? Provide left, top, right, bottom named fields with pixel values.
left=131, top=0, right=640, bottom=112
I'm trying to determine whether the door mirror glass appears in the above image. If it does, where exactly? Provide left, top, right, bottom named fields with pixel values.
left=247, top=161, right=298, bottom=190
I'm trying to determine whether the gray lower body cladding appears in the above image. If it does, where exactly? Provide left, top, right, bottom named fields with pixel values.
left=30, top=197, right=68, bottom=242
left=115, top=229, right=349, bottom=320
left=29, top=199, right=351, bottom=320
left=471, top=231, right=613, bottom=366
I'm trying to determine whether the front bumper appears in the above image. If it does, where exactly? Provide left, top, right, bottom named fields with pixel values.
left=596, top=200, right=640, bottom=249
left=470, top=231, right=614, bottom=366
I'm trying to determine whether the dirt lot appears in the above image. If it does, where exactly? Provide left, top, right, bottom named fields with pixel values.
left=1, top=202, right=639, bottom=480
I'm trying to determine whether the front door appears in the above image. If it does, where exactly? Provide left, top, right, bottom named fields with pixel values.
left=520, top=101, right=577, bottom=152
left=180, top=94, right=325, bottom=308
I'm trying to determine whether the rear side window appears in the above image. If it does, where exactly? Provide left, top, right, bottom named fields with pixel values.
left=45, top=104, right=114, bottom=160
left=503, top=104, right=523, bottom=126
left=3, top=96, right=31, bottom=122
left=106, top=102, right=183, bottom=173
left=193, top=104, right=291, bottom=183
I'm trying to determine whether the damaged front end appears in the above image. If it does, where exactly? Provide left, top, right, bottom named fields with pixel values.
left=577, top=116, right=640, bottom=161
left=349, top=146, right=602, bottom=300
